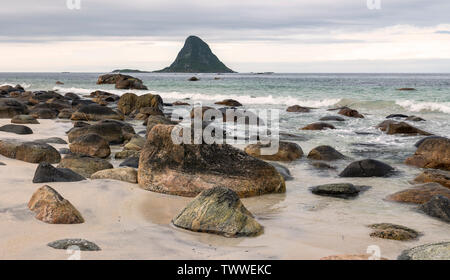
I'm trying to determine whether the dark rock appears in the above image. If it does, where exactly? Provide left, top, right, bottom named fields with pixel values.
left=244, top=141, right=303, bottom=161
left=156, top=36, right=235, bottom=73
left=310, top=183, right=363, bottom=198
left=215, top=99, right=242, bottom=107
left=418, top=195, right=450, bottom=223
left=32, top=162, right=85, bottom=183
left=0, top=124, right=33, bottom=135
left=368, top=223, right=420, bottom=241
left=11, top=114, right=39, bottom=124
left=386, top=114, right=408, bottom=119
left=97, top=74, right=147, bottom=90
left=397, top=88, right=416, bottom=91
left=30, top=108, right=58, bottom=119
left=385, top=122, right=432, bottom=136
left=406, top=115, right=425, bottom=122
left=286, top=105, right=311, bottom=113
left=188, top=76, right=199, bottom=81
left=69, top=133, right=110, bottom=158
left=301, top=122, right=335, bottom=130
left=119, top=157, right=139, bottom=168
left=414, top=136, right=446, bottom=148
left=319, top=116, right=345, bottom=121
left=307, top=145, right=346, bottom=161
left=339, top=159, right=394, bottom=177
left=172, top=187, right=263, bottom=237
left=71, top=104, right=124, bottom=121
left=118, top=93, right=163, bottom=115
left=68, top=122, right=131, bottom=144
left=338, top=107, right=364, bottom=118
left=59, top=148, right=70, bottom=154
left=47, top=239, right=101, bottom=251
left=57, top=154, right=113, bottom=178
left=34, top=137, right=68, bottom=145
left=64, top=92, right=80, bottom=100
left=269, top=162, right=293, bottom=181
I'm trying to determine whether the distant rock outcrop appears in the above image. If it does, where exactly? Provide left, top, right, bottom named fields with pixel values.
left=156, top=36, right=235, bottom=73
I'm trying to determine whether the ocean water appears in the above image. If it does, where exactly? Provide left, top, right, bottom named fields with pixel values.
left=1, top=72, right=449, bottom=258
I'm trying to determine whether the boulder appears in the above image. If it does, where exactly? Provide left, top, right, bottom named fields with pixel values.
left=138, top=124, right=285, bottom=197
left=215, top=99, right=242, bottom=107
left=91, top=167, right=137, bottom=183
left=339, top=159, right=394, bottom=177
left=398, top=242, right=450, bottom=260
left=57, top=108, right=73, bottom=119
left=286, top=105, right=311, bottom=113
left=68, top=122, right=130, bottom=144
left=0, top=124, right=33, bottom=135
left=414, top=169, right=450, bottom=189
left=414, top=136, right=446, bottom=148
left=0, top=98, right=29, bottom=118
left=376, top=120, right=397, bottom=131
left=301, top=122, right=335, bottom=130
left=119, top=157, right=139, bottom=168
left=172, top=187, right=263, bottom=237
left=124, top=135, right=145, bottom=151
left=47, top=239, right=101, bottom=251
left=307, top=145, right=346, bottom=161
left=64, top=92, right=80, bottom=100
left=115, top=149, right=140, bottom=159
left=188, top=76, right=199, bottom=81
left=172, top=101, right=190, bottom=106
left=32, top=162, right=85, bottom=183
left=385, top=122, right=432, bottom=136
left=69, top=133, right=110, bottom=158
left=368, top=223, right=420, bottom=241
left=385, top=183, right=450, bottom=204
left=117, top=93, right=138, bottom=115
left=244, top=141, right=303, bottom=161
left=11, top=114, right=39, bottom=124
left=319, top=116, right=345, bottom=122
left=28, top=185, right=84, bottom=224
left=97, top=74, right=147, bottom=90
left=146, top=115, right=178, bottom=137
left=57, top=155, right=113, bottom=178
left=418, top=195, right=450, bottom=223
left=34, top=137, right=67, bottom=145
left=338, top=107, right=364, bottom=118
left=386, top=114, right=408, bottom=119
left=71, top=104, right=124, bottom=121
left=29, top=108, right=58, bottom=119
left=405, top=138, right=450, bottom=170
left=118, top=93, right=163, bottom=115
left=0, top=140, right=61, bottom=164
left=310, top=183, right=363, bottom=199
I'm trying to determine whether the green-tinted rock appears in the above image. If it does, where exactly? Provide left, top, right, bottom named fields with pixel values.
left=172, top=187, right=263, bottom=237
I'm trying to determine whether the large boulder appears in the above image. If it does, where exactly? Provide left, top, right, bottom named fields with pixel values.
left=338, top=107, right=364, bottom=118
left=244, top=141, right=303, bottom=161
left=0, top=140, right=61, bottom=164
left=414, top=169, right=450, bottom=189
left=405, top=138, right=450, bottom=170
left=117, top=93, right=138, bottom=115
left=368, top=223, right=420, bottom=241
left=28, top=185, right=84, bottom=224
left=398, top=242, right=450, bottom=260
left=307, top=145, right=346, bottom=161
left=97, top=73, right=147, bottom=90
left=138, top=124, right=285, bottom=197
left=0, top=124, right=33, bottom=135
left=68, top=122, right=132, bottom=144
left=71, top=104, right=124, bottom=121
left=385, top=121, right=432, bottom=136
left=32, top=162, right=85, bottom=183
left=57, top=155, right=113, bottom=178
left=340, top=159, right=394, bottom=177
left=301, top=122, right=335, bottom=130
left=0, top=98, right=29, bottom=118
left=418, top=195, right=450, bottom=223
left=172, top=187, right=263, bottom=237
left=385, top=183, right=450, bottom=204
left=145, top=115, right=178, bottom=137
left=91, top=167, right=137, bottom=184
left=11, top=114, right=39, bottom=124
left=118, top=93, right=163, bottom=115
left=69, top=133, right=111, bottom=158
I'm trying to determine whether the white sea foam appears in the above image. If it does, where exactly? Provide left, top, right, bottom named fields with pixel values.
left=396, top=100, right=450, bottom=114
left=1, top=83, right=31, bottom=89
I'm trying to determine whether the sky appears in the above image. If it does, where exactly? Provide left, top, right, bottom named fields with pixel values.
left=1, top=0, right=450, bottom=72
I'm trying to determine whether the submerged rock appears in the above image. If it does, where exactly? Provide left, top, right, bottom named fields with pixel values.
left=28, top=185, right=84, bottom=224
left=0, top=124, right=33, bottom=135
left=138, top=124, right=285, bottom=197
left=405, top=137, right=450, bottom=171
left=418, top=195, right=450, bottom=223
left=215, top=99, right=242, bottom=107
left=319, top=115, right=345, bottom=122
left=47, top=239, right=101, bottom=251
left=0, top=140, right=61, bottom=164
left=310, top=183, right=363, bottom=199
left=339, top=159, right=394, bottom=177
left=385, top=183, right=450, bottom=204
left=368, top=223, right=420, bottom=241
left=301, top=122, right=335, bottom=130
left=32, top=162, right=85, bottom=183
left=11, top=114, right=39, bottom=124
left=414, top=169, right=450, bottom=189
left=91, top=167, right=137, bottom=184
left=286, top=105, right=311, bottom=113
left=71, top=104, right=124, bottom=121
left=385, top=121, right=432, bottom=136
left=172, top=187, right=263, bottom=237
left=69, top=133, right=111, bottom=158
left=307, top=145, right=346, bottom=161
left=398, top=242, right=450, bottom=260
left=57, top=155, right=113, bottom=178
left=244, top=141, right=303, bottom=161
left=269, top=162, right=293, bottom=181
left=338, top=107, right=364, bottom=118
left=386, top=114, right=408, bottom=119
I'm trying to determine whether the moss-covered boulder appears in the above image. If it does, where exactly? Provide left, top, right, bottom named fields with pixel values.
left=172, top=187, right=263, bottom=237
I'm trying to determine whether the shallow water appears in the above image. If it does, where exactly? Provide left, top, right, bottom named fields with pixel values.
left=0, top=73, right=449, bottom=259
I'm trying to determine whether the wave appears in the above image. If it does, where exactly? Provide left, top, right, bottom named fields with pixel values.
left=1, top=83, right=31, bottom=89
left=396, top=100, right=450, bottom=114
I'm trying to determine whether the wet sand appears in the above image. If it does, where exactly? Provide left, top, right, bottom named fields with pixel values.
left=0, top=118, right=449, bottom=260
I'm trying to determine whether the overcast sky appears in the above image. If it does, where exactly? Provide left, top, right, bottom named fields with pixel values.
left=1, top=0, right=450, bottom=72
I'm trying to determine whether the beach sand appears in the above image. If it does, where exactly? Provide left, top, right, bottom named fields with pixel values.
left=0, top=118, right=449, bottom=260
